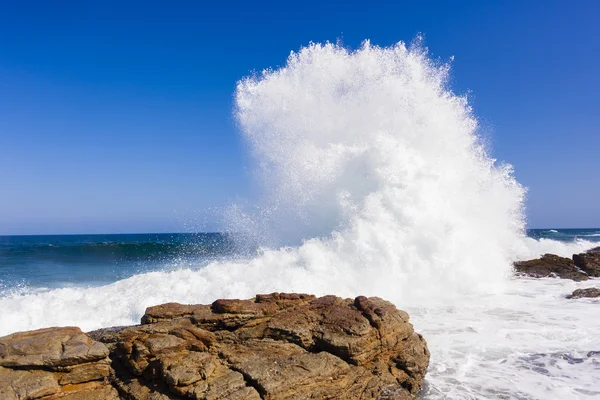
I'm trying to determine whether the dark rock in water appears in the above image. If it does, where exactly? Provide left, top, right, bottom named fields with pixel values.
left=586, top=246, right=600, bottom=253
left=567, top=287, right=600, bottom=299
left=573, top=252, right=600, bottom=277
left=514, top=254, right=589, bottom=281
left=0, top=293, right=430, bottom=400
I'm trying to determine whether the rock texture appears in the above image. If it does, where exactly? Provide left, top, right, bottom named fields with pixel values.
left=567, top=287, right=600, bottom=299
left=0, top=327, right=119, bottom=400
left=513, top=254, right=589, bottom=281
left=573, top=252, right=600, bottom=277
left=0, top=293, right=430, bottom=400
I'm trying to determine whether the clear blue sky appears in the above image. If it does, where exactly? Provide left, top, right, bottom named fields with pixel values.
left=1, top=0, right=598, bottom=234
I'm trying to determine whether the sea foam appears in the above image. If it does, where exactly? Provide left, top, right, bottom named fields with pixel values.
left=1, top=41, right=598, bottom=398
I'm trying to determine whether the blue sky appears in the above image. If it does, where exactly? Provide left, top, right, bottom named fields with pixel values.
left=1, top=0, right=598, bottom=234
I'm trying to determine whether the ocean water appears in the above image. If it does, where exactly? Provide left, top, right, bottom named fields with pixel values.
left=1, top=41, right=599, bottom=399
left=0, top=233, right=238, bottom=293
left=1, top=230, right=598, bottom=295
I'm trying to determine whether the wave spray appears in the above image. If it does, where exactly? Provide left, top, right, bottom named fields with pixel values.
left=226, top=39, right=527, bottom=300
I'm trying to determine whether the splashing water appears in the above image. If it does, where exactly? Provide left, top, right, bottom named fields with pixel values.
left=228, top=40, right=527, bottom=299
left=1, top=41, right=598, bottom=399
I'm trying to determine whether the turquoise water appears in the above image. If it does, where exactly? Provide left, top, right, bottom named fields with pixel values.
left=1, top=229, right=597, bottom=293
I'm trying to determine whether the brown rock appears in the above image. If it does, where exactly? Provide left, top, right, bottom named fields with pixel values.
left=567, top=287, right=600, bottom=299
left=107, top=293, right=428, bottom=399
left=0, top=367, right=59, bottom=400
left=0, top=327, right=109, bottom=369
left=573, top=252, right=600, bottom=277
left=0, top=327, right=118, bottom=400
left=141, top=303, right=210, bottom=324
left=59, top=362, right=111, bottom=385
left=55, top=382, right=120, bottom=400
left=514, top=254, right=589, bottom=281
left=0, top=294, right=429, bottom=400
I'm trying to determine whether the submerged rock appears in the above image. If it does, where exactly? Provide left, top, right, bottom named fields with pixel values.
left=513, top=254, right=589, bottom=281
left=567, top=287, right=600, bottom=299
left=573, top=252, right=600, bottom=277
left=1, top=293, right=430, bottom=400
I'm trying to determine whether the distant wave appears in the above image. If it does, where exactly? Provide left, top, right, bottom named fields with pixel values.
left=0, top=238, right=235, bottom=263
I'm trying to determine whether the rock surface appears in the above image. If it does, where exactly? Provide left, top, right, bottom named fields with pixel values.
left=513, top=254, right=589, bottom=281
left=567, top=287, right=600, bottom=299
left=1, top=293, right=429, bottom=400
left=573, top=252, right=600, bottom=277
left=0, top=327, right=119, bottom=400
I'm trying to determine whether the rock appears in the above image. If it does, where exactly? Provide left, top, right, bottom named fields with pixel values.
left=0, top=327, right=119, bottom=400
left=104, top=293, right=429, bottom=399
left=573, top=252, right=600, bottom=277
left=0, top=367, right=59, bottom=400
left=0, top=327, right=109, bottom=369
left=141, top=302, right=210, bottom=324
left=586, top=246, right=600, bottom=253
left=0, top=294, right=429, bottom=399
left=514, top=254, right=589, bottom=281
left=567, top=287, right=600, bottom=299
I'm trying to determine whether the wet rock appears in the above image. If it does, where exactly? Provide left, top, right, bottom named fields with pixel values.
left=567, top=287, right=600, bottom=299
left=573, top=252, right=600, bottom=277
left=0, top=294, right=429, bottom=399
left=0, top=327, right=118, bottom=400
left=514, top=254, right=589, bottom=281
left=586, top=246, right=600, bottom=253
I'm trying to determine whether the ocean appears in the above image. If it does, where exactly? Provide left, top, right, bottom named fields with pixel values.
left=1, top=42, right=599, bottom=398
left=0, top=233, right=238, bottom=293
left=1, top=230, right=598, bottom=295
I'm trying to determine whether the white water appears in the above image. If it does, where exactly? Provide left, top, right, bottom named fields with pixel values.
left=1, top=41, right=599, bottom=399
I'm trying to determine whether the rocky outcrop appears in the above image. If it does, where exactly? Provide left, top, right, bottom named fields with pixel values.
left=0, top=293, right=430, bottom=400
left=514, top=254, right=589, bottom=281
left=0, top=327, right=119, bottom=400
left=573, top=252, right=600, bottom=277
left=567, top=287, right=600, bottom=299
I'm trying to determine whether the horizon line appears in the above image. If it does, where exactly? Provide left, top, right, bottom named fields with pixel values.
left=1, top=227, right=599, bottom=237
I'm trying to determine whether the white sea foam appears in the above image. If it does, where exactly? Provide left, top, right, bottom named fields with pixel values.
left=1, top=41, right=598, bottom=399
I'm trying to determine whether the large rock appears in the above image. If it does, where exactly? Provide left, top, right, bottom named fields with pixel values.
left=573, top=252, right=600, bottom=277
left=514, top=254, right=589, bottom=281
left=1, top=294, right=429, bottom=400
left=0, top=327, right=119, bottom=400
left=567, top=287, right=600, bottom=299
